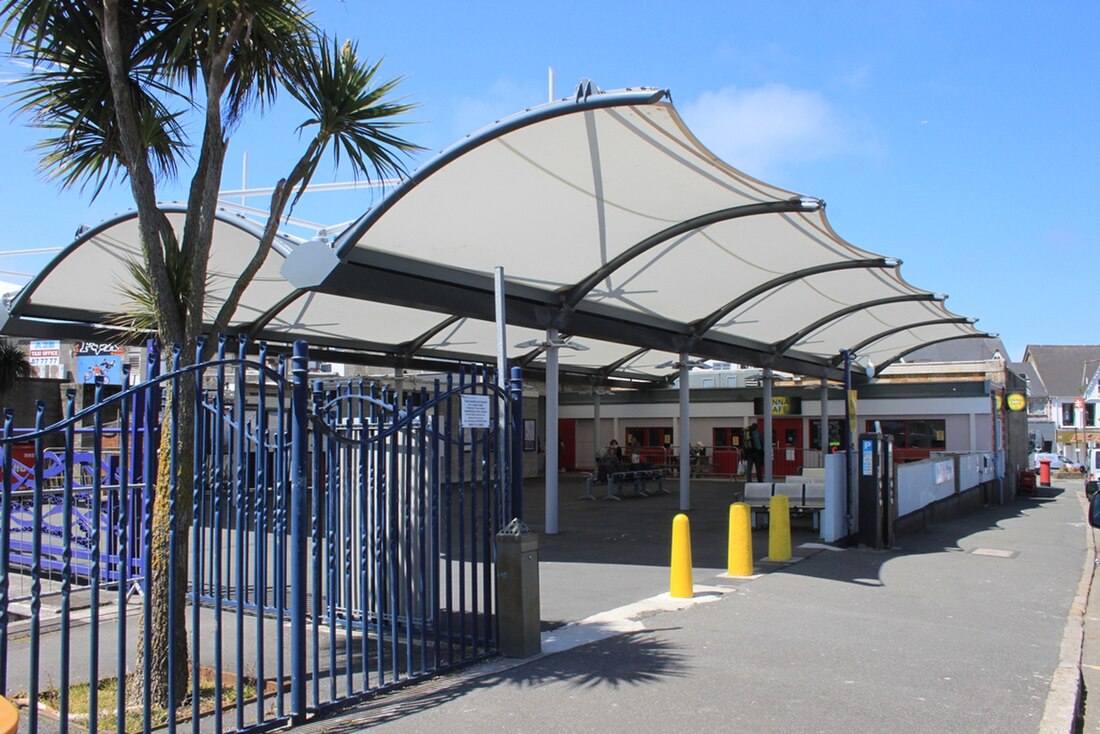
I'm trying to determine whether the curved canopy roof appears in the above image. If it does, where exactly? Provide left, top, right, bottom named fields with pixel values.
left=1, top=85, right=990, bottom=383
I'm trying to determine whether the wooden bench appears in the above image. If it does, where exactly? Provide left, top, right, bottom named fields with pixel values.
left=742, top=481, right=826, bottom=530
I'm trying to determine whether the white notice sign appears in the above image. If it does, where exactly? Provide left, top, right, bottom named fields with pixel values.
left=460, top=394, right=491, bottom=429
left=28, top=340, right=60, bottom=366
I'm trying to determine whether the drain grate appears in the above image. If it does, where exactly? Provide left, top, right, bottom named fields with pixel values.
left=971, top=547, right=1018, bottom=559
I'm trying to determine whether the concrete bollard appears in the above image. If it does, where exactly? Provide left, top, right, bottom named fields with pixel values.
left=768, top=494, right=792, bottom=561
left=727, top=502, right=753, bottom=576
left=670, top=513, right=694, bottom=598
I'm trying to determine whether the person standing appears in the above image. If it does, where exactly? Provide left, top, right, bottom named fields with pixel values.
left=747, top=423, right=764, bottom=482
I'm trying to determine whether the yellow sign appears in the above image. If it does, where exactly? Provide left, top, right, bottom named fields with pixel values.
left=771, top=396, right=794, bottom=415
left=1006, top=393, right=1026, bottom=412
left=847, top=389, right=858, bottom=438
left=994, top=393, right=1003, bottom=411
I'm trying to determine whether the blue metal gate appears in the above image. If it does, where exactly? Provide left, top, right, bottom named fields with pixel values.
left=0, top=337, right=521, bottom=733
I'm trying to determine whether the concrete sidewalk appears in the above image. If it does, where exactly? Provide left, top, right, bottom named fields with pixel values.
left=306, top=478, right=1090, bottom=733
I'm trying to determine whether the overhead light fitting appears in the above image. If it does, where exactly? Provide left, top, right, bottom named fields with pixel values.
left=656, top=358, right=712, bottom=370
left=514, top=337, right=590, bottom=351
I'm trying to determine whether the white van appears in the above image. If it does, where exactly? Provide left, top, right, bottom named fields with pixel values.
left=1089, top=448, right=1100, bottom=484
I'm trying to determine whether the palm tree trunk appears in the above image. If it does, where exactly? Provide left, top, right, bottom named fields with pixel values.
left=129, top=381, right=195, bottom=708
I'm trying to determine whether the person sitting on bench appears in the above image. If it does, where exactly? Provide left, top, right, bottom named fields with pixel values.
left=597, top=439, right=624, bottom=482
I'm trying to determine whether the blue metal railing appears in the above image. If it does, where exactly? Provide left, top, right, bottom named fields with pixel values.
left=0, top=337, right=519, bottom=733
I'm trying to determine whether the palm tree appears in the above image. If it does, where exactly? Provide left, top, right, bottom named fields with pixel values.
left=2, top=1, right=420, bottom=707
left=0, top=340, right=32, bottom=394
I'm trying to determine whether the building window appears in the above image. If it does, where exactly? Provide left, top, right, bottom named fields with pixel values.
left=866, top=419, right=946, bottom=450
left=1058, top=402, right=1097, bottom=427
left=625, top=427, right=673, bottom=450
left=809, top=419, right=844, bottom=451
left=712, top=427, right=742, bottom=448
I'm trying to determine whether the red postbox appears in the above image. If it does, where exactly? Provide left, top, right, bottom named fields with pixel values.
left=1039, top=458, right=1052, bottom=487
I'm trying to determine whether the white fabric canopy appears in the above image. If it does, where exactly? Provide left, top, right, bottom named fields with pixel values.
left=2, top=86, right=988, bottom=382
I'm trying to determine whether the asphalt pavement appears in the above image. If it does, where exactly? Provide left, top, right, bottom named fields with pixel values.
left=303, top=476, right=1093, bottom=734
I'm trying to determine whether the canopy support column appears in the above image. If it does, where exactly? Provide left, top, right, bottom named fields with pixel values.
left=678, top=353, right=691, bottom=511
left=593, top=390, right=602, bottom=466
left=842, top=349, right=854, bottom=535
left=763, top=367, right=774, bottom=482
left=545, top=328, right=560, bottom=535
left=820, top=377, right=830, bottom=453
left=394, top=366, right=404, bottom=413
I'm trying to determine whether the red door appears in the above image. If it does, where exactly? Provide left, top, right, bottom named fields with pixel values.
left=759, top=418, right=803, bottom=477
left=558, top=419, right=577, bottom=471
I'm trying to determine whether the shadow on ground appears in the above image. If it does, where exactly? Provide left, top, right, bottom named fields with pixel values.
left=306, top=480, right=1081, bottom=731
left=521, top=475, right=1076, bottom=587
left=314, top=628, right=689, bottom=732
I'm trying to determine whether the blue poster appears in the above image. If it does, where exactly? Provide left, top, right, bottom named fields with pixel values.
left=861, top=438, right=874, bottom=476
left=77, top=354, right=124, bottom=384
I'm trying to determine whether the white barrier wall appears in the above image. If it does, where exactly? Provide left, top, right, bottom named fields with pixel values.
left=896, top=451, right=998, bottom=517
left=897, top=459, right=955, bottom=516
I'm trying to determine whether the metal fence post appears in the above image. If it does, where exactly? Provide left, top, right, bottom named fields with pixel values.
left=0, top=410, right=12, bottom=695
left=509, top=366, right=523, bottom=521
left=290, top=340, right=309, bottom=721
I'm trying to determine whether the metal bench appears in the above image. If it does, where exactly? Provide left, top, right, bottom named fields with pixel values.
left=742, top=481, right=826, bottom=530
left=610, top=468, right=670, bottom=498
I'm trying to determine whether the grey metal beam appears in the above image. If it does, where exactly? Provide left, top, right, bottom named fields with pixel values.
left=771, top=294, right=942, bottom=357
left=692, top=257, right=896, bottom=337
left=870, top=333, right=996, bottom=376
left=321, top=254, right=846, bottom=379
left=829, top=317, right=975, bottom=367
left=561, top=199, right=820, bottom=311
left=402, top=314, right=465, bottom=356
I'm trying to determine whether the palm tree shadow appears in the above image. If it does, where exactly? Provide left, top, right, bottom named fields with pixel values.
left=317, top=628, right=688, bottom=731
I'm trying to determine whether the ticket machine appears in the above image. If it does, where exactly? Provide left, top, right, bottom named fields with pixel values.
left=857, top=432, right=896, bottom=549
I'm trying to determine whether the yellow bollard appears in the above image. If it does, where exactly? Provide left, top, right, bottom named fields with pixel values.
left=727, top=502, right=753, bottom=576
left=768, top=494, right=792, bottom=561
left=669, top=513, right=694, bottom=598
left=0, top=695, right=17, bottom=734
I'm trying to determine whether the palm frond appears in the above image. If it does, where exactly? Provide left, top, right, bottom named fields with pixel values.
left=0, top=340, right=32, bottom=393
left=3, top=2, right=188, bottom=196
left=142, top=0, right=317, bottom=129
left=111, top=250, right=195, bottom=341
left=282, top=35, right=421, bottom=208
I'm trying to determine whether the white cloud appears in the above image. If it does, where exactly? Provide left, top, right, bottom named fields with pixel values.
left=680, top=84, right=856, bottom=178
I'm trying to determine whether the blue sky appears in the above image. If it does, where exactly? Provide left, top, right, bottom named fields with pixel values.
left=1, top=1, right=1096, bottom=362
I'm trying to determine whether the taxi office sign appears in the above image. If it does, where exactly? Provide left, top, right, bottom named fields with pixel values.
left=1005, top=392, right=1026, bottom=412
left=753, top=396, right=802, bottom=416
